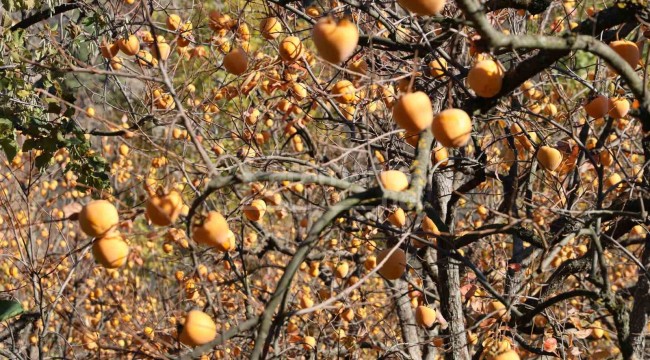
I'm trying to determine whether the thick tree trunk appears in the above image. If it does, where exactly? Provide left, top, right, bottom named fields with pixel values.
left=422, top=249, right=439, bottom=360
left=437, top=257, right=469, bottom=360
left=391, top=279, right=423, bottom=360
left=629, top=136, right=650, bottom=359
left=629, top=237, right=650, bottom=359
left=431, top=171, right=470, bottom=360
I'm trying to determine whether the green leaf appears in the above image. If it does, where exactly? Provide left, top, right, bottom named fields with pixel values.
left=34, top=152, right=53, bottom=169
left=0, top=118, right=17, bottom=160
left=22, top=138, right=42, bottom=151
left=47, top=102, right=62, bottom=114
left=0, top=136, right=17, bottom=161
left=1, top=0, right=14, bottom=12
left=0, top=300, right=24, bottom=321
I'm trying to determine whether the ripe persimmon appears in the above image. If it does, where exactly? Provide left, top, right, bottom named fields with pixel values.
left=376, top=248, right=407, bottom=280
left=279, top=36, right=304, bottom=62
left=609, top=40, right=639, bottom=71
left=432, top=145, right=449, bottom=166
left=388, top=208, right=406, bottom=227
left=146, top=190, right=184, bottom=226
left=312, top=16, right=359, bottom=64
left=510, top=123, right=538, bottom=151
left=243, top=199, right=267, bottom=222
left=192, top=211, right=230, bottom=248
left=421, top=215, right=440, bottom=237
left=392, top=91, right=434, bottom=133
left=92, top=231, right=129, bottom=268
left=116, top=35, right=140, bottom=56
left=303, top=335, right=316, bottom=349
left=100, top=40, right=119, bottom=59
left=432, top=109, right=472, bottom=148
left=415, top=306, right=436, bottom=328
left=79, top=200, right=119, bottom=237
left=331, top=80, right=357, bottom=104
left=536, top=146, right=563, bottom=171
left=379, top=170, right=409, bottom=191
left=260, top=17, right=283, bottom=39
left=167, top=14, right=182, bottom=31
left=583, top=95, right=609, bottom=118
left=467, top=59, right=503, bottom=98
left=397, top=0, right=446, bottom=15
left=428, top=58, right=447, bottom=77
left=604, top=173, right=622, bottom=190
left=608, top=97, right=630, bottom=119
left=223, top=47, right=248, bottom=75
left=335, top=262, right=349, bottom=278
left=179, top=310, right=217, bottom=346
left=154, top=43, right=171, bottom=62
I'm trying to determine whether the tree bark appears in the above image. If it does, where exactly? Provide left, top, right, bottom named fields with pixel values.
left=432, top=170, right=470, bottom=360
left=628, top=136, right=650, bottom=359
left=391, top=279, right=423, bottom=360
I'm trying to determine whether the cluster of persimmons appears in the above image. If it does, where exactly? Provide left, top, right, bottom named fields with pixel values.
left=1, top=0, right=648, bottom=358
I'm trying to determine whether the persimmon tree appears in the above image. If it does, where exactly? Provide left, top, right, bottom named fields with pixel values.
left=1, top=0, right=650, bottom=359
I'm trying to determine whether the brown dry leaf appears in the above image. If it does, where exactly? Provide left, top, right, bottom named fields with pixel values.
left=570, top=346, right=581, bottom=356
left=591, top=349, right=613, bottom=359
left=63, top=202, right=82, bottom=219
left=461, top=284, right=477, bottom=301
left=436, top=311, right=448, bottom=330
left=565, top=327, right=591, bottom=339
left=469, top=297, right=483, bottom=313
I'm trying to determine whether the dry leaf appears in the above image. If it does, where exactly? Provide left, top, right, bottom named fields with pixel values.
left=63, top=202, right=82, bottom=218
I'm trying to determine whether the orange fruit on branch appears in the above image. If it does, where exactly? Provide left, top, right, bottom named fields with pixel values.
left=428, top=57, right=447, bottom=77
left=397, top=0, right=446, bottom=15
left=260, top=17, right=283, bottom=39
left=192, top=211, right=230, bottom=249
left=152, top=42, right=171, bottom=61
left=608, top=97, right=630, bottom=119
left=312, top=16, right=359, bottom=64
left=100, top=40, right=119, bottom=59
left=243, top=199, right=267, bottom=222
left=379, top=170, right=409, bottom=191
left=388, top=208, right=406, bottom=227
left=536, top=146, right=563, bottom=171
left=331, top=80, right=358, bottom=104
left=583, top=95, right=609, bottom=118
left=467, top=59, right=504, bottom=98
left=604, top=173, right=623, bottom=190
left=116, top=35, right=140, bottom=56
left=92, top=231, right=129, bottom=269
left=432, top=108, right=472, bottom=148
left=421, top=215, right=440, bottom=237
left=609, top=40, right=639, bottom=72
left=223, top=47, right=248, bottom=75
left=146, top=190, right=184, bottom=226
left=392, top=91, right=434, bottom=133
left=79, top=200, right=119, bottom=237
left=279, top=36, right=304, bottom=62
left=376, top=248, right=407, bottom=280
left=179, top=310, right=217, bottom=346
left=415, top=305, right=437, bottom=328
left=167, top=14, right=182, bottom=31
left=432, top=145, right=449, bottom=166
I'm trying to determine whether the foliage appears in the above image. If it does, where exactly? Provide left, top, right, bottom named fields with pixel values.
left=0, top=0, right=649, bottom=359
